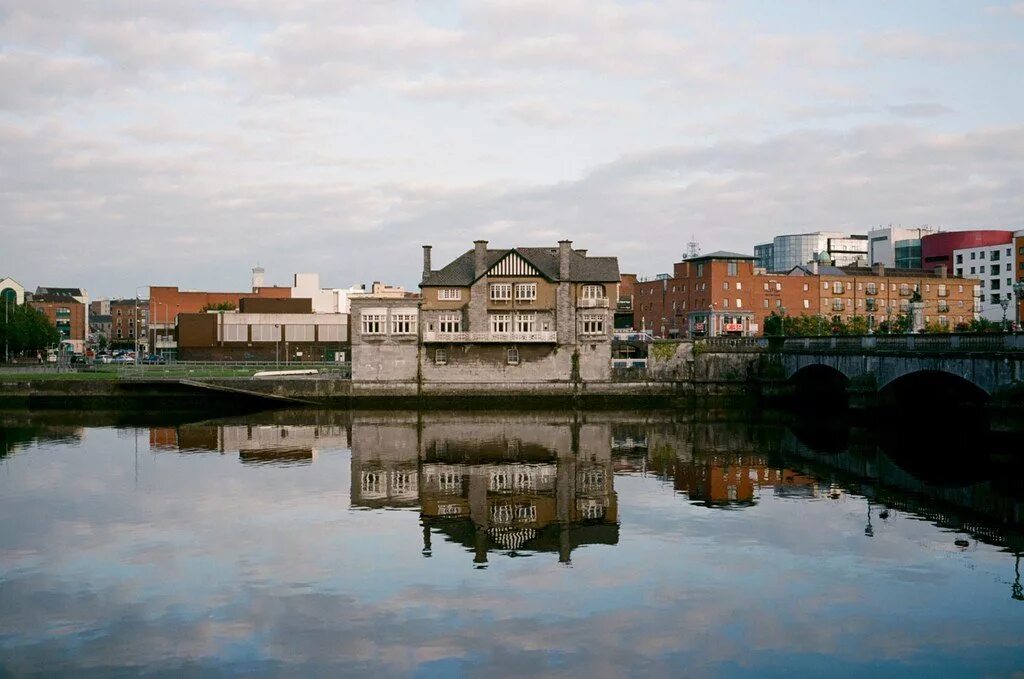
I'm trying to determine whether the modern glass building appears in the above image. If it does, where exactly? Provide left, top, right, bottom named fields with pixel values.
left=868, top=226, right=936, bottom=269
left=762, top=232, right=867, bottom=272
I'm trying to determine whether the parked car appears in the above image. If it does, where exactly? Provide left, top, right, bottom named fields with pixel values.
left=142, top=355, right=166, bottom=365
left=112, top=355, right=135, bottom=364
left=95, top=354, right=113, bottom=364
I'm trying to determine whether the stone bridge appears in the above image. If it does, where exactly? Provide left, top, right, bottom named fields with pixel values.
left=768, top=334, right=1024, bottom=398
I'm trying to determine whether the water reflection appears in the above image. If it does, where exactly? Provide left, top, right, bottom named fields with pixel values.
left=350, top=413, right=618, bottom=564
left=2, top=409, right=1023, bottom=676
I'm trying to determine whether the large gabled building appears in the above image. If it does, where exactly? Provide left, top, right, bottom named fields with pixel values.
left=350, top=240, right=621, bottom=387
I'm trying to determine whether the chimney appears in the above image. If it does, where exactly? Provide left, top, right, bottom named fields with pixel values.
left=576, top=249, right=588, bottom=257
left=872, top=263, right=885, bottom=277
left=809, top=260, right=818, bottom=275
left=474, top=240, right=488, bottom=278
left=934, top=264, right=947, bottom=279
left=559, top=240, right=572, bottom=280
left=422, top=245, right=432, bottom=281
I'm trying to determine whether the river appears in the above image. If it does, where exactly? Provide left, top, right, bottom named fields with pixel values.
left=1, top=409, right=1022, bottom=676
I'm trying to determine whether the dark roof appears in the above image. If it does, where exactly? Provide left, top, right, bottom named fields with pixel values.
left=422, top=247, right=620, bottom=286
left=787, top=265, right=848, bottom=277
left=29, top=293, right=84, bottom=304
left=688, top=250, right=756, bottom=262
left=35, top=286, right=84, bottom=297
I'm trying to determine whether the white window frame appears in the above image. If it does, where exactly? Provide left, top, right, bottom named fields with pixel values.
left=435, top=348, right=447, bottom=365
left=222, top=324, right=247, bottom=342
left=490, top=283, right=512, bottom=301
left=507, top=346, right=520, bottom=365
left=391, top=312, right=417, bottom=335
left=361, top=312, right=385, bottom=335
left=490, top=313, right=512, bottom=333
left=514, top=283, right=537, bottom=301
left=581, top=285, right=605, bottom=300
left=438, top=288, right=462, bottom=301
left=515, top=312, right=536, bottom=333
left=580, top=314, right=605, bottom=335
left=438, top=313, right=461, bottom=333
left=285, top=324, right=315, bottom=342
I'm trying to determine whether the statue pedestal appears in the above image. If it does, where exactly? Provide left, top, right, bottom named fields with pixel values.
left=909, top=301, right=925, bottom=333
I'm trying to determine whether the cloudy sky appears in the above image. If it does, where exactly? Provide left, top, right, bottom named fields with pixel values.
left=1, top=1, right=1022, bottom=296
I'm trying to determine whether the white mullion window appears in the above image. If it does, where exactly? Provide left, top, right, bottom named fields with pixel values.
left=515, top=312, right=536, bottom=333
left=361, top=312, right=385, bottom=335
left=581, top=285, right=605, bottom=299
left=438, top=313, right=461, bottom=333
left=490, top=283, right=511, bottom=301
left=580, top=314, right=605, bottom=334
left=391, top=312, right=417, bottom=335
left=490, top=313, right=512, bottom=333
left=438, top=288, right=462, bottom=301
left=514, top=283, right=537, bottom=301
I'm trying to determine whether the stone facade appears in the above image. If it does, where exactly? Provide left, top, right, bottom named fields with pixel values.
left=352, top=240, right=620, bottom=389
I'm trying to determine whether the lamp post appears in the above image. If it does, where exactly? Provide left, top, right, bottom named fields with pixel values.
left=1013, top=280, right=1024, bottom=331
left=779, top=305, right=787, bottom=337
left=999, top=297, right=1010, bottom=333
left=708, top=303, right=715, bottom=338
left=275, top=323, right=281, bottom=367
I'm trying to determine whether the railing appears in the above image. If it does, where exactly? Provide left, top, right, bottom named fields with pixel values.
left=577, top=298, right=609, bottom=308
left=114, top=361, right=351, bottom=379
left=776, top=333, right=1024, bottom=354
left=422, top=331, right=558, bottom=343
left=700, top=337, right=768, bottom=352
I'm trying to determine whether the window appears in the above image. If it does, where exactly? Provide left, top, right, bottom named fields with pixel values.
left=222, top=324, right=247, bottom=342
left=980, top=265, right=986, bottom=274
left=775, top=283, right=781, bottom=291
left=515, top=313, right=536, bottom=333
left=776, top=299, right=783, bottom=308
left=762, top=300, right=769, bottom=309
left=899, top=283, right=910, bottom=296
left=722, top=299, right=729, bottom=308
left=803, top=283, right=809, bottom=292
left=439, top=288, right=462, bottom=301
left=581, top=285, right=605, bottom=299
left=833, top=281, right=844, bottom=294
left=938, top=284, right=947, bottom=297
left=970, top=251, right=976, bottom=260
left=991, top=279, right=1001, bottom=290
left=980, top=251, right=986, bottom=259
left=514, top=283, right=537, bottom=300
left=361, top=312, right=385, bottom=335
left=727, top=262, right=738, bottom=276
left=391, top=313, right=416, bottom=335
left=832, top=299, right=843, bottom=311
left=956, top=268, right=963, bottom=276
left=763, top=283, right=769, bottom=291
left=866, top=282, right=877, bottom=295
left=580, top=314, right=605, bottom=334
left=866, top=299, right=877, bottom=311
left=735, top=298, right=742, bottom=309
left=435, top=348, right=447, bottom=365
left=991, top=250, right=1000, bottom=261
left=696, top=263, right=704, bottom=277
left=490, top=283, right=511, bottom=301
left=803, top=299, right=810, bottom=309
left=723, top=282, right=730, bottom=290
left=490, top=313, right=512, bottom=333
left=438, top=313, right=461, bottom=333
left=937, top=301, right=949, bottom=313
left=251, top=324, right=278, bottom=342
left=507, top=347, right=520, bottom=365
left=956, top=254, right=963, bottom=264
left=736, top=282, right=742, bottom=291
left=285, top=324, right=315, bottom=342
left=822, top=282, right=828, bottom=290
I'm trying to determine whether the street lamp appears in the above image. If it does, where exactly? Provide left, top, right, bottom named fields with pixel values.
left=999, top=297, right=1010, bottom=333
left=1013, top=280, right=1024, bottom=331
left=708, top=303, right=715, bottom=338
left=779, top=305, right=787, bottom=337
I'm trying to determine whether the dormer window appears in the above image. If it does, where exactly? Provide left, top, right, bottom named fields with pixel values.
left=581, top=285, right=604, bottom=299
left=439, top=289, right=461, bottom=301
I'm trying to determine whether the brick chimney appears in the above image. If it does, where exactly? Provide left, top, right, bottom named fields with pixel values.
left=474, top=240, right=488, bottom=279
left=872, top=263, right=885, bottom=277
left=809, top=260, right=818, bottom=275
left=422, top=245, right=432, bottom=281
left=558, top=240, right=573, bottom=280
left=934, top=264, right=947, bottom=279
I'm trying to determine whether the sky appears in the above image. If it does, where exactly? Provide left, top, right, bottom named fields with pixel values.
left=1, top=0, right=1022, bottom=297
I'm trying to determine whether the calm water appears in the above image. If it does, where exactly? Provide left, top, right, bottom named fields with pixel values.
left=1, top=410, right=1022, bottom=677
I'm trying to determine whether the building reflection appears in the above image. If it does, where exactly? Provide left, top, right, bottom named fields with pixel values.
left=350, top=413, right=618, bottom=564
left=149, top=421, right=349, bottom=466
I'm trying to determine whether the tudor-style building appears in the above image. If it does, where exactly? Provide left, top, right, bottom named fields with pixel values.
left=419, top=239, right=620, bottom=382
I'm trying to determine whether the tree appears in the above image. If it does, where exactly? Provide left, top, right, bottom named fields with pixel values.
left=0, top=301, right=61, bottom=358
left=200, top=301, right=236, bottom=312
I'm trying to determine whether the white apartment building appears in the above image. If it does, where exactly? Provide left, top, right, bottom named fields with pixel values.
left=291, top=273, right=367, bottom=315
left=953, top=242, right=1017, bottom=325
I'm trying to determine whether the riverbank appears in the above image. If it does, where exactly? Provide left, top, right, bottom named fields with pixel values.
left=0, top=376, right=760, bottom=410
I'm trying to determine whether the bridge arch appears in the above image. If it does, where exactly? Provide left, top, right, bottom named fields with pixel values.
left=787, top=363, right=851, bottom=408
left=878, top=368, right=991, bottom=401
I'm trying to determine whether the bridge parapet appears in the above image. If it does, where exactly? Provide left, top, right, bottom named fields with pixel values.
left=775, top=333, right=1024, bottom=354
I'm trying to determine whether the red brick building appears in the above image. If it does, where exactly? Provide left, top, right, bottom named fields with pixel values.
left=110, top=299, right=148, bottom=349
left=634, top=251, right=976, bottom=337
left=28, top=294, right=86, bottom=353
left=148, top=284, right=291, bottom=357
